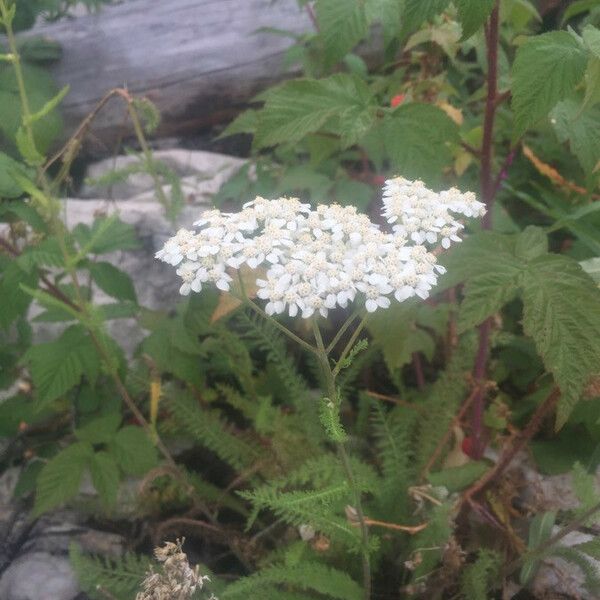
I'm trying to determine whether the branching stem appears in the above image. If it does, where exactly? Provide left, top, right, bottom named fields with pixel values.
left=312, top=320, right=371, bottom=600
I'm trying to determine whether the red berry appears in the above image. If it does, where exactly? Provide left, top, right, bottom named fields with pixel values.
left=390, top=94, right=405, bottom=108
left=461, top=436, right=476, bottom=458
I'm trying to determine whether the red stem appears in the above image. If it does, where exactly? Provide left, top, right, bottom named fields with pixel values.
left=412, top=352, right=425, bottom=389
left=470, top=1, right=500, bottom=459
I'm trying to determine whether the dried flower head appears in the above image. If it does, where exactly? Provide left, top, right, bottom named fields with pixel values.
left=156, top=178, right=484, bottom=317
left=136, top=539, right=214, bottom=600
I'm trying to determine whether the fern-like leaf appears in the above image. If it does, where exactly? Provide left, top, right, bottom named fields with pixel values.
left=460, top=549, right=502, bottom=600
left=222, top=561, right=363, bottom=599
left=237, top=311, right=308, bottom=406
left=168, top=390, right=263, bottom=471
left=69, top=543, right=149, bottom=600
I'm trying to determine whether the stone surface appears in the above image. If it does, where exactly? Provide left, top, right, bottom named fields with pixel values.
left=31, top=149, right=245, bottom=355
left=0, top=552, right=80, bottom=600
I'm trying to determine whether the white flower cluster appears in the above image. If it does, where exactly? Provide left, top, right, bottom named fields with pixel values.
left=382, top=177, right=486, bottom=248
left=156, top=177, right=485, bottom=318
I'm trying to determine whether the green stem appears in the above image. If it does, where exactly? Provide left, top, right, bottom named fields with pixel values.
left=312, top=319, right=371, bottom=600
left=332, top=315, right=368, bottom=378
left=243, top=295, right=319, bottom=356
left=326, top=310, right=360, bottom=354
left=126, top=103, right=171, bottom=212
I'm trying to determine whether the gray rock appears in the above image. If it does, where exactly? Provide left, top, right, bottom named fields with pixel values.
left=30, top=149, right=246, bottom=356
left=0, top=552, right=79, bottom=600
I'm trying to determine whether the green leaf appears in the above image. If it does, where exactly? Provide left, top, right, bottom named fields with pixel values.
left=25, top=84, right=70, bottom=125
left=88, top=261, right=137, bottom=302
left=459, top=272, right=520, bottom=332
left=254, top=75, right=376, bottom=149
left=583, top=25, right=600, bottom=58
left=520, top=511, right=556, bottom=584
left=316, top=0, right=368, bottom=66
left=383, top=103, right=459, bottom=179
left=15, top=126, right=44, bottom=165
left=400, top=0, right=450, bottom=36
left=109, top=426, right=158, bottom=476
left=222, top=562, right=363, bottom=600
left=428, top=461, right=489, bottom=492
left=89, top=451, right=120, bottom=510
left=73, top=215, right=139, bottom=256
left=368, top=301, right=435, bottom=372
left=17, top=237, right=64, bottom=271
left=562, top=0, right=600, bottom=24
left=515, top=226, right=548, bottom=261
left=580, top=257, right=600, bottom=283
left=0, top=151, right=33, bottom=198
left=23, top=325, right=99, bottom=407
left=551, top=98, right=600, bottom=175
left=0, top=261, right=38, bottom=329
left=511, top=31, right=588, bottom=136
left=455, top=0, right=495, bottom=39
left=34, top=442, right=93, bottom=516
left=365, top=0, right=403, bottom=44
left=0, top=63, right=63, bottom=153
left=75, top=412, right=122, bottom=445
left=218, top=109, right=258, bottom=138
left=0, top=200, right=45, bottom=230
left=521, top=255, right=600, bottom=426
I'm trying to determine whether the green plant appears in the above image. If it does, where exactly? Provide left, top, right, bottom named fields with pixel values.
left=2, top=1, right=600, bottom=599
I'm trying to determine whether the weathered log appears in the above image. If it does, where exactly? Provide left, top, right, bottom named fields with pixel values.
left=17, top=0, right=314, bottom=150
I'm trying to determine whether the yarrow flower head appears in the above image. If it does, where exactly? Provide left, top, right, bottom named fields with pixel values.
left=156, top=178, right=485, bottom=318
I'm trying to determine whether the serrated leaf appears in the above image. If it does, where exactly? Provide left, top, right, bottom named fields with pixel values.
left=368, top=301, right=435, bottom=372
left=458, top=272, right=520, bottom=332
left=23, top=325, right=99, bottom=407
left=583, top=25, right=600, bottom=58
left=512, top=31, right=588, bottom=136
left=88, top=261, right=137, bottom=302
left=0, top=151, right=33, bottom=198
left=89, top=451, right=120, bottom=510
left=75, top=412, right=122, bottom=445
left=365, top=0, right=403, bottom=44
left=254, top=75, right=376, bottom=149
left=0, top=63, right=63, bottom=153
left=551, top=98, right=600, bottom=175
left=74, top=215, right=139, bottom=256
left=17, top=237, right=64, bottom=272
left=521, top=255, right=600, bottom=426
left=383, top=103, right=459, bottom=179
left=33, top=442, right=93, bottom=516
left=316, top=0, right=368, bottom=66
left=0, top=261, right=38, bottom=329
left=109, top=426, right=158, bottom=476
left=400, top=0, right=450, bottom=36
left=515, top=226, right=548, bottom=261
left=580, top=257, right=600, bottom=283
left=219, top=109, right=258, bottom=138
left=0, top=200, right=45, bottom=230
left=455, top=0, right=495, bottom=39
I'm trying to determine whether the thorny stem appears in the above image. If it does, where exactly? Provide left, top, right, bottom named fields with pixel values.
left=312, top=320, right=371, bottom=600
left=463, top=387, right=560, bottom=504
left=470, top=0, right=500, bottom=459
